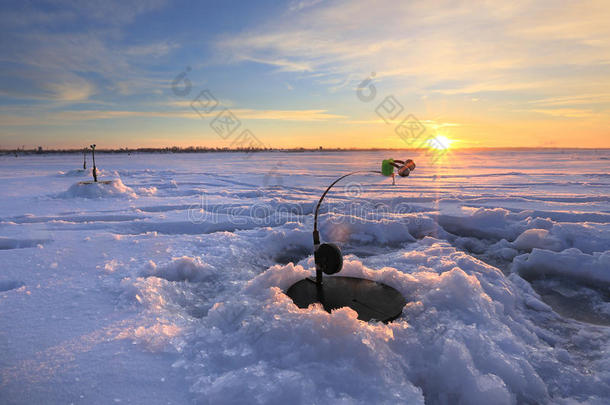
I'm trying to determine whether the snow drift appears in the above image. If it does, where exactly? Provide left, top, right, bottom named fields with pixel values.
left=60, top=178, right=137, bottom=199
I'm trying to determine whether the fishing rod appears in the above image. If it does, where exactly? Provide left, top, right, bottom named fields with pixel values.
left=286, top=157, right=416, bottom=323
left=312, top=158, right=415, bottom=286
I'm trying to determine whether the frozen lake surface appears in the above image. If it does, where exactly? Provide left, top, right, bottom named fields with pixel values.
left=0, top=150, right=609, bottom=404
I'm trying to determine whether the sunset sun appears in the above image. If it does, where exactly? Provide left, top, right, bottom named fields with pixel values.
left=427, top=135, right=453, bottom=150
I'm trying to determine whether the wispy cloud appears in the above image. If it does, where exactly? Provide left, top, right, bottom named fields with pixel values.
left=236, top=56, right=313, bottom=72
left=288, top=0, right=325, bottom=13
left=124, top=41, right=178, bottom=57
left=342, top=118, right=460, bottom=128
left=527, top=93, right=610, bottom=107
left=52, top=0, right=168, bottom=25
left=236, top=109, right=344, bottom=121
left=214, top=0, right=610, bottom=101
left=0, top=0, right=172, bottom=105
left=529, top=108, right=601, bottom=119
left=44, top=79, right=97, bottom=102
left=0, top=108, right=345, bottom=126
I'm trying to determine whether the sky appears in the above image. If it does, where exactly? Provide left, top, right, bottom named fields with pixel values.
left=0, top=0, right=609, bottom=149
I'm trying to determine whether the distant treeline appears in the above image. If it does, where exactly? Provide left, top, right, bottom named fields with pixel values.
left=1, top=146, right=407, bottom=155
left=1, top=146, right=608, bottom=155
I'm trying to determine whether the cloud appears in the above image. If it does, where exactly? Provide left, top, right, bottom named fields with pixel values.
left=238, top=56, right=313, bottom=72
left=342, top=118, right=460, bottom=128
left=124, top=41, right=178, bottom=57
left=234, top=109, right=344, bottom=121
left=0, top=67, right=97, bottom=102
left=428, top=79, right=554, bottom=95
left=288, top=0, right=325, bottom=13
left=0, top=1, right=167, bottom=30
left=0, top=1, right=172, bottom=104
left=527, top=93, right=610, bottom=107
left=44, top=78, right=97, bottom=102
left=51, top=0, right=168, bottom=25
left=0, top=108, right=345, bottom=127
left=528, top=108, right=600, bottom=119
left=213, top=0, right=610, bottom=102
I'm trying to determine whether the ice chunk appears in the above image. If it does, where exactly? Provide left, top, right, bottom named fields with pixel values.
left=141, top=257, right=217, bottom=282
left=513, top=229, right=563, bottom=251
left=513, top=248, right=610, bottom=284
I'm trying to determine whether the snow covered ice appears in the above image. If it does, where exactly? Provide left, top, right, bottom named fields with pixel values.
left=0, top=149, right=609, bottom=404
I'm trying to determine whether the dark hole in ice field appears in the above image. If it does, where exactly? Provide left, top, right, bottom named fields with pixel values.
left=0, top=237, right=47, bottom=250
left=446, top=234, right=610, bottom=327
left=273, top=245, right=311, bottom=265
left=185, top=306, right=209, bottom=319
left=343, top=244, right=407, bottom=258
left=527, top=277, right=610, bottom=326
left=168, top=282, right=218, bottom=319
left=0, top=280, right=25, bottom=292
left=473, top=256, right=610, bottom=326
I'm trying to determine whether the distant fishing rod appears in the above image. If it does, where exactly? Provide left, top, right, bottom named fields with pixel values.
left=90, top=144, right=97, bottom=182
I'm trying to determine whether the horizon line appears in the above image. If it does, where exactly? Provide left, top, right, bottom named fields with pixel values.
left=2, top=146, right=610, bottom=154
